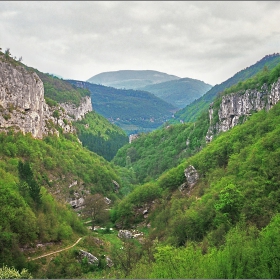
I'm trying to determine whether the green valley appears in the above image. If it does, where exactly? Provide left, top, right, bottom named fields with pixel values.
left=1, top=48, right=280, bottom=279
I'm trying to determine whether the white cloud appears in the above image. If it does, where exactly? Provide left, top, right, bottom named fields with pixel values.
left=1, top=1, right=280, bottom=85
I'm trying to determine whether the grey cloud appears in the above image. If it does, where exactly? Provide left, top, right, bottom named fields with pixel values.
left=1, top=1, right=280, bottom=85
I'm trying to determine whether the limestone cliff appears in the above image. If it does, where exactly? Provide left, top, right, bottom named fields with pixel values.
left=0, top=60, right=47, bottom=138
left=60, top=96, right=92, bottom=121
left=206, top=77, right=280, bottom=142
left=0, top=59, right=92, bottom=138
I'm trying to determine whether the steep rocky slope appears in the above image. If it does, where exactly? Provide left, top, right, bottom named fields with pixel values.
left=206, top=77, right=280, bottom=142
left=0, top=56, right=92, bottom=138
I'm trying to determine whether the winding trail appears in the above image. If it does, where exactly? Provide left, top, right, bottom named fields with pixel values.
left=28, top=237, right=83, bottom=261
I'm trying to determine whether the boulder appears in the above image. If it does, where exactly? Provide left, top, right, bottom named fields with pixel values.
left=79, top=250, right=99, bottom=265
left=118, top=229, right=133, bottom=239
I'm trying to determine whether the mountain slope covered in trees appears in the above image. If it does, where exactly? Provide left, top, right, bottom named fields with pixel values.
left=0, top=50, right=129, bottom=277
left=138, top=77, right=212, bottom=109
left=73, top=112, right=128, bottom=161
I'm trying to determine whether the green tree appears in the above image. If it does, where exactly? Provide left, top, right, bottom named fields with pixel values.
left=214, top=184, right=244, bottom=224
left=82, top=193, right=109, bottom=229
left=18, top=161, right=41, bottom=205
left=4, top=48, right=11, bottom=60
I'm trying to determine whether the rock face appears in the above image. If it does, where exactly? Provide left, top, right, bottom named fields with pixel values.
left=179, top=165, right=199, bottom=193
left=0, top=61, right=47, bottom=138
left=0, top=59, right=92, bottom=138
left=60, top=96, right=92, bottom=121
left=206, top=78, right=280, bottom=142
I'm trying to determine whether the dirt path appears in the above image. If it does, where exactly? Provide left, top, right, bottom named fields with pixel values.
left=28, top=237, right=83, bottom=261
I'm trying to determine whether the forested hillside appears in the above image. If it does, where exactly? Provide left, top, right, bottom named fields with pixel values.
left=171, top=53, right=280, bottom=123
left=68, top=80, right=176, bottom=135
left=0, top=130, right=121, bottom=272
left=0, top=51, right=130, bottom=278
left=138, top=77, right=212, bottom=109
left=73, top=112, right=128, bottom=161
left=112, top=109, right=209, bottom=183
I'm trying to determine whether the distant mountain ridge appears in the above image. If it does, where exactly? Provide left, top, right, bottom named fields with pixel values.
left=87, top=70, right=180, bottom=89
left=138, top=77, right=212, bottom=109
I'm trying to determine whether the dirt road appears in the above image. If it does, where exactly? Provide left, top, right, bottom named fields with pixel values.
left=28, top=237, right=83, bottom=261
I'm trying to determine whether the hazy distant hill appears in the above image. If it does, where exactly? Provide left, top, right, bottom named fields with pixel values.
left=87, top=70, right=180, bottom=89
left=68, top=80, right=176, bottom=135
left=138, top=77, right=212, bottom=109
left=171, top=53, right=280, bottom=123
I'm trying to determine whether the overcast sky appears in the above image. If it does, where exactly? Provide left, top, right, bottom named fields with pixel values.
left=1, top=1, right=280, bottom=85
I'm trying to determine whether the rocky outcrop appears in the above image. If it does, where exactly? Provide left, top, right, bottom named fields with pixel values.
left=118, top=229, right=144, bottom=239
left=0, top=59, right=92, bottom=138
left=69, top=197, right=85, bottom=209
left=79, top=250, right=99, bottom=265
left=206, top=77, right=280, bottom=142
left=106, top=256, right=114, bottom=268
left=112, top=180, right=120, bottom=193
left=60, top=96, right=92, bottom=121
left=179, top=165, right=199, bottom=193
left=129, top=133, right=139, bottom=143
left=118, top=229, right=133, bottom=239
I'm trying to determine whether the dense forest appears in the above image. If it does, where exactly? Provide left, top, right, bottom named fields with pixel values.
left=73, top=112, right=128, bottom=161
left=1, top=49, right=280, bottom=279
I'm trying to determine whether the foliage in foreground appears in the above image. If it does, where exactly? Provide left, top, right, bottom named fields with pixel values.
left=0, top=264, right=32, bottom=279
